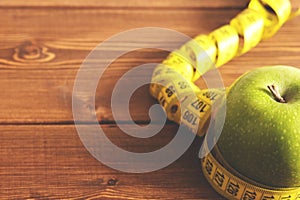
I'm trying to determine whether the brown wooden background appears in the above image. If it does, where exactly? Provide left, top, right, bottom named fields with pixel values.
left=0, top=1, right=300, bottom=199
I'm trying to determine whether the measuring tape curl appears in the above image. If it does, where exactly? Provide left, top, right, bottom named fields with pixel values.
left=150, top=0, right=298, bottom=135
left=150, top=0, right=300, bottom=199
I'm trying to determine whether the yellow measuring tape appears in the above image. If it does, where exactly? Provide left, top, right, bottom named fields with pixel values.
left=202, top=143, right=300, bottom=200
left=150, top=0, right=300, bottom=199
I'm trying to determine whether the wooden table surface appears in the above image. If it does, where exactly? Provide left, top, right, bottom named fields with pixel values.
left=1, top=1, right=300, bottom=199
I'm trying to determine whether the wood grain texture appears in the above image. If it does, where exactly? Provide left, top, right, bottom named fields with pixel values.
left=0, top=1, right=300, bottom=199
left=1, top=0, right=298, bottom=10
left=0, top=8, right=299, bottom=123
left=0, top=0, right=249, bottom=9
left=0, top=124, right=221, bottom=199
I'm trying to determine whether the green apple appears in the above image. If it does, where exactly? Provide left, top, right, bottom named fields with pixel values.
left=217, top=65, right=300, bottom=188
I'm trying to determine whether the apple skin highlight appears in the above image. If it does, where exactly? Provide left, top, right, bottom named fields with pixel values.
left=217, top=65, right=300, bottom=188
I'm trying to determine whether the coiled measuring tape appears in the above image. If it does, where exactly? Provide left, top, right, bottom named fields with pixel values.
left=149, top=0, right=300, bottom=199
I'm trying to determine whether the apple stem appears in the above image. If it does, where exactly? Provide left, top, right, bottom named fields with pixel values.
left=267, top=85, right=286, bottom=103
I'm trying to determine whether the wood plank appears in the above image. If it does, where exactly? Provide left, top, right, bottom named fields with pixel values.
left=0, top=8, right=242, bottom=124
left=0, top=124, right=222, bottom=199
left=0, top=8, right=242, bottom=41
left=0, top=0, right=298, bottom=10
left=0, top=0, right=249, bottom=9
